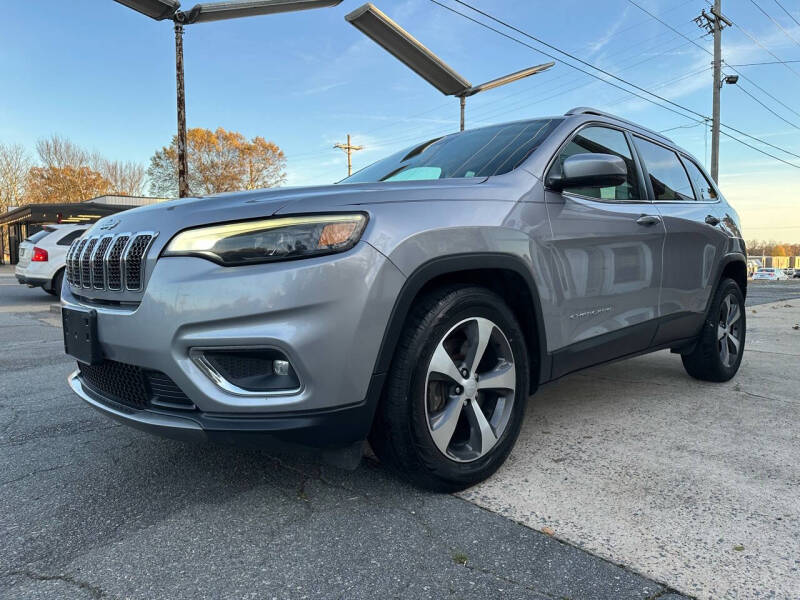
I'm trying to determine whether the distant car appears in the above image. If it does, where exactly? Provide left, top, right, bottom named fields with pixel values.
left=794, top=270, right=800, bottom=279
left=786, top=268, right=795, bottom=277
left=15, top=224, right=88, bottom=295
left=752, top=268, right=788, bottom=281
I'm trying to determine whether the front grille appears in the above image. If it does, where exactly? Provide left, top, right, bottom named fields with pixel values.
left=66, top=231, right=156, bottom=293
left=80, top=238, right=98, bottom=287
left=67, top=239, right=88, bottom=286
left=124, top=234, right=152, bottom=290
left=78, top=360, right=194, bottom=411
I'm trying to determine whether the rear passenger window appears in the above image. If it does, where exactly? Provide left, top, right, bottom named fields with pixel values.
left=681, top=158, right=718, bottom=201
left=634, top=137, right=694, bottom=201
left=57, top=230, right=86, bottom=246
left=555, top=126, right=641, bottom=201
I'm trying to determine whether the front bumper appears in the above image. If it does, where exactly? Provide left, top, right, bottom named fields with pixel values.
left=63, top=242, right=404, bottom=441
left=70, top=370, right=385, bottom=446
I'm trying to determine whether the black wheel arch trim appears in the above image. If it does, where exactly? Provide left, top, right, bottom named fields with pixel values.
left=370, top=252, right=550, bottom=387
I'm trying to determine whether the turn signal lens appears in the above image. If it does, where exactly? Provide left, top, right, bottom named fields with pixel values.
left=32, top=246, right=49, bottom=262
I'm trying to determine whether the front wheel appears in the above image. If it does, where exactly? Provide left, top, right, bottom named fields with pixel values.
left=370, top=286, right=530, bottom=492
left=681, top=277, right=746, bottom=382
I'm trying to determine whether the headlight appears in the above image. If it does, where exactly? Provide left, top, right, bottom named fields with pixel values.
left=163, top=213, right=367, bottom=266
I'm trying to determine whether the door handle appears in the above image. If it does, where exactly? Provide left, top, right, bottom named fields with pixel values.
left=636, top=215, right=661, bottom=226
left=705, top=214, right=720, bottom=226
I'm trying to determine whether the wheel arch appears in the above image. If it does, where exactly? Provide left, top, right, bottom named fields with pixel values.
left=371, top=253, right=549, bottom=396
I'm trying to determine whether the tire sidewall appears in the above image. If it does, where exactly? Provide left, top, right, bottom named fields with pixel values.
left=704, top=278, right=746, bottom=379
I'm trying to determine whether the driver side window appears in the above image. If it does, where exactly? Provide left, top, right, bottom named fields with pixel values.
left=554, top=126, right=641, bottom=201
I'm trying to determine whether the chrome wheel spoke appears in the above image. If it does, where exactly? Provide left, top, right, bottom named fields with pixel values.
left=429, top=397, right=464, bottom=456
left=466, top=398, right=497, bottom=456
left=477, top=363, right=516, bottom=392
left=720, top=335, right=730, bottom=366
left=429, top=342, right=464, bottom=384
left=728, top=332, right=741, bottom=353
left=717, top=325, right=727, bottom=341
left=467, top=318, right=494, bottom=375
left=727, top=301, right=741, bottom=327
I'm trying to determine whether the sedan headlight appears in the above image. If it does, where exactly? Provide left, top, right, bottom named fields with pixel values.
left=163, top=213, right=367, bottom=266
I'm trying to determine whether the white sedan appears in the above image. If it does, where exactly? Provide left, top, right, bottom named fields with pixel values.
left=752, top=268, right=789, bottom=281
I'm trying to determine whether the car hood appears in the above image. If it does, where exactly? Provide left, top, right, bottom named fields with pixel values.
left=85, top=178, right=490, bottom=239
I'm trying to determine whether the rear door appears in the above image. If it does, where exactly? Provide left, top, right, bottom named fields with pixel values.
left=544, top=124, right=665, bottom=373
left=631, top=136, right=729, bottom=345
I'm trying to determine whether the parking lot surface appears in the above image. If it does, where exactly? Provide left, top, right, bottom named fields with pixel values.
left=461, top=287, right=800, bottom=599
left=0, top=267, right=686, bottom=600
left=3, top=268, right=799, bottom=599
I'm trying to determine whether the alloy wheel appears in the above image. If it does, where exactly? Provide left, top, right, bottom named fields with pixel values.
left=424, top=317, right=516, bottom=463
left=717, top=293, right=742, bottom=368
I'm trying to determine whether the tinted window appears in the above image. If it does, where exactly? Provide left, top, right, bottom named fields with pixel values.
left=343, top=119, right=562, bottom=183
left=25, top=230, right=51, bottom=243
left=634, top=137, right=694, bottom=201
left=681, top=158, right=717, bottom=201
left=555, top=126, right=641, bottom=200
left=57, top=229, right=86, bottom=246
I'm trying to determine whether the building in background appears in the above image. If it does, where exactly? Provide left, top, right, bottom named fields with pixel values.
left=0, top=195, right=169, bottom=264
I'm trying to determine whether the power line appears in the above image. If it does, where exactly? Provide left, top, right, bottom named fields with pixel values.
left=735, top=84, right=800, bottom=130
left=773, top=0, right=800, bottom=29
left=436, top=0, right=800, bottom=167
left=747, top=0, right=800, bottom=48
left=729, top=14, right=800, bottom=79
left=627, top=0, right=800, bottom=121
left=729, top=59, right=800, bottom=65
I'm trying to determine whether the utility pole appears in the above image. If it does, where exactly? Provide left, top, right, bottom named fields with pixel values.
left=695, top=1, right=732, bottom=183
left=174, top=22, right=190, bottom=199
left=333, top=134, right=364, bottom=177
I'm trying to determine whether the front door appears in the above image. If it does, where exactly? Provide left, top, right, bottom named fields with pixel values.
left=544, top=125, right=665, bottom=376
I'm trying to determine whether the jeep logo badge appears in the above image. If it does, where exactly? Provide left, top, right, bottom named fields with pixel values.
left=98, top=218, right=120, bottom=231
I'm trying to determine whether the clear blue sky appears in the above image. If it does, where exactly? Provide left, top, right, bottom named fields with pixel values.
left=1, top=0, right=799, bottom=241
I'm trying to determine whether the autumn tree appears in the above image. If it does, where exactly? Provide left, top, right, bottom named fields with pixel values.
left=0, top=143, right=31, bottom=212
left=147, top=127, right=286, bottom=197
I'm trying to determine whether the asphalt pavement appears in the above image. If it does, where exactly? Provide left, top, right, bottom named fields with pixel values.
left=3, top=265, right=800, bottom=600
left=1, top=267, right=686, bottom=600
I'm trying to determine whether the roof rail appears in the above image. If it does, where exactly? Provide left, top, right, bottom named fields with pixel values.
left=564, top=107, right=673, bottom=144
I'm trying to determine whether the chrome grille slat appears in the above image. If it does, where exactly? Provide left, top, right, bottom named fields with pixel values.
left=80, top=238, right=98, bottom=288
left=91, top=236, right=114, bottom=289
left=67, top=231, right=157, bottom=294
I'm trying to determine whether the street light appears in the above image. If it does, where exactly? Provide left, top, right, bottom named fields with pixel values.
left=113, top=0, right=343, bottom=197
left=346, top=3, right=555, bottom=131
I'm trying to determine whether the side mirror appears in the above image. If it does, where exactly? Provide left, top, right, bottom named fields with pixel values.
left=547, top=153, right=627, bottom=191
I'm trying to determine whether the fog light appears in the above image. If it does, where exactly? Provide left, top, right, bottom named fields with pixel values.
left=273, top=359, right=290, bottom=376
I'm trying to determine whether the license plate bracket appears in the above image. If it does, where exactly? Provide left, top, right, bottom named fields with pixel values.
left=62, top=307, right=103, bottom=365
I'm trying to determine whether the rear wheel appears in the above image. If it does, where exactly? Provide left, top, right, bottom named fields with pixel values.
left=46, top=269, right=64, bottom=297
left=681, top=277, right=745, bottom=382
left=370, top=286, right=529, bottom=492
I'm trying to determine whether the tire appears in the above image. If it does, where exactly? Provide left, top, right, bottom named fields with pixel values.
left=681, top=277, right=746, bottom=382
left=46, top=269, right=64, bottom=297
left=370, top=285, right=530, bottom=492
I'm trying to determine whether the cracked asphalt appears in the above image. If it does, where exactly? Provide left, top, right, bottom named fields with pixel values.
left=0, top=269, right=691, bottom=599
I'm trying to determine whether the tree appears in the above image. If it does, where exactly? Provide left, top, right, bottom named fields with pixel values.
left=26, top=165, right=111, bottom=205
left=773, top=245, right=787, bottom=257
left=0, top=143, right=32, bottom=212
left=25, top=134, right=111, bottom=204
left=147, top=127, right=286, bottom=197
left=98, top=160, right=146, bottom=197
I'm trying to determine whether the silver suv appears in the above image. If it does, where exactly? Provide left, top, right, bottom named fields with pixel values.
left=62, top=108, right=747, bottom=490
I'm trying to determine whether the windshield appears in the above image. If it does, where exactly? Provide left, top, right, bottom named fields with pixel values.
left=342, top=118, right=562, bottom=184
